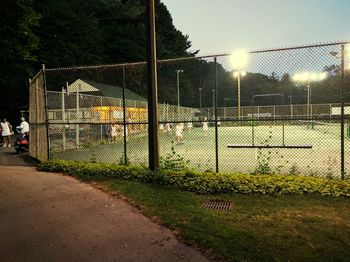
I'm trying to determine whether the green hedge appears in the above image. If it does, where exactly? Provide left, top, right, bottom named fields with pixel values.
left=38, top=160, right=350, bottom=197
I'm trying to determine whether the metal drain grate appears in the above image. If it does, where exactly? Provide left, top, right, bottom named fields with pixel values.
left=203, top=200, right=232, bottom=211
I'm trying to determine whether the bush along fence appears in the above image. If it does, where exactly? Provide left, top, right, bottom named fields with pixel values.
left=39, top=160, right=350, bottom=197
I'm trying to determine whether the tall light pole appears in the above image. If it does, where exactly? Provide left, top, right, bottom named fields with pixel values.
left=176, top=70, right=183, bottom=119
left=293, top=72, right=327, bottom=121
left=212, top=89, right=215, bottom=118
left=198, top=87, right=202, bottom=108
left=233, top=71, right=247, bottom=119
left=230, top=49, right=249, bottom=120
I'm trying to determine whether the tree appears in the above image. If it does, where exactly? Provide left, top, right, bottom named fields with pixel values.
left=0, top=0, right=40, bottom=122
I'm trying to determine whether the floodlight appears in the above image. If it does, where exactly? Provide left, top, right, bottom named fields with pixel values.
left=318, top=72, right=327, bottom=81
left=230, top=49, right=248, bottom=69
left=300, top=72, right=310, bottom=82
left=241, top=71, right=247, bottom=77
left=292, top=73, right=301, bottom=82
left=310, top=73, right=318, bottom=81
left=233, top=71, right=240, bottom=78
left=345, top=44, right=350, bottom=54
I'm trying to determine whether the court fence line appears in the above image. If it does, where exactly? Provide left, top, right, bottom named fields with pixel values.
left=28, top=41, right=350, bottom=179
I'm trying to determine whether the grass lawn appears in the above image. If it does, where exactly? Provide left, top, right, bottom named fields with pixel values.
left=84, top=177, right=350, bottom=261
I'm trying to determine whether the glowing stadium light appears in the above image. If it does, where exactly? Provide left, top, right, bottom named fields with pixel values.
left=292, top=71, right=327, bottom=121
left=233, top=71, right=246, bottom=78
left=300, top=72, right=311, bottom=82
left=318, top=72, right=327, bottom=81
left=230, top=49, right=249, bottom=69
left=292, top=73, right=301, bottom=82
left=310, top=73, right=318, bottom=81
left=345, top=44, right=350, bottom=54
left=292, top=71, right=327, bottom=83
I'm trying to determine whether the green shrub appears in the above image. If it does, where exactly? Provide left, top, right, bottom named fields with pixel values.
left=160, top=141, right=190, bottom=171
left=38, top=160, right=350, bottom=197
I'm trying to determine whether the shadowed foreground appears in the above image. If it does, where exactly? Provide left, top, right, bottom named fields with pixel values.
left=0, top=155, right=208, bottom=261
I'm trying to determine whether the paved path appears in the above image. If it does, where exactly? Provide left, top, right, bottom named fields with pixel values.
left=0, top=149, right=209, bottom=262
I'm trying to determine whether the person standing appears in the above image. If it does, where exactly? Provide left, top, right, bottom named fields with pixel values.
left=202, top=117, right=209, bottom=136
left=165, top=123, right=172, bottom=134
left=110, top=124, right=118, bottom=143
left=159, top=123, right=164, bottom=133
left=187, top=121, right=193, bottom=133
left=1, top=118, right=12, bottom=147
left=19, top=117, right=29, bottom=137
left=175, top=123, right=183, bottom=144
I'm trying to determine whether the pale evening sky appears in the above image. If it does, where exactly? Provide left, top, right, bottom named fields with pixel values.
left=161, top=0, right=350, bottom=55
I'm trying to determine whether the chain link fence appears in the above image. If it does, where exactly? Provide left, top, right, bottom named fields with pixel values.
left=29, top=70, right=48, bottom=162
left=29, top=41, right=350, bottom=178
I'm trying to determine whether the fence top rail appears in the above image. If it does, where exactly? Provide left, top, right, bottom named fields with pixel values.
left=204, top=103, right=350, bottom=110
left=29, top=69, right=43, bottom=83
left=40, top=40, right=350, bottom=73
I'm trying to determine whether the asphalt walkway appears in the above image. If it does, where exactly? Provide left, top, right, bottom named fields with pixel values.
left=0, top=148, right=209, bottom=262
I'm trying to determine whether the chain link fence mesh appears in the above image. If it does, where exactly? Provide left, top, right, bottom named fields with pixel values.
left=29, top=42, right=350, bottom=178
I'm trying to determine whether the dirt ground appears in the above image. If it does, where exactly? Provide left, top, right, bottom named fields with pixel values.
left=0, top=148, right=209, bottom=262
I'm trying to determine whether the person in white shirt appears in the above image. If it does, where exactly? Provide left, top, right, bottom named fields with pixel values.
left=187, top=122, right=193, bottom=133
left=19, top=117, right=29, bottom=136
left=110, top=124, right=118, bottom=143
left=175, top=123, right=183, bottom=144
left=202, top=117, right=209, bottom=136
left=1, top=118, right=12, bottom=147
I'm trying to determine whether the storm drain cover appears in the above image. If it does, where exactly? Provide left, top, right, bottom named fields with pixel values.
left=203, top=200, right=232, bottom=211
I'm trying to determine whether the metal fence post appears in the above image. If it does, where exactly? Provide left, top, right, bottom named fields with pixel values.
left=146, top=0, right=160, bottom=170
left=76, top=84, right=80, bottom=148
left=35, top=78, right=39, bottom=160
left=214, top=57, right=219, bottom=173
left=122, top=66, right=127, bottom=165
left=100, top=96, right=103, bottom=141
left=341, top=44, right=345, bottom=179
left=61, top=87, right=66, bottom=151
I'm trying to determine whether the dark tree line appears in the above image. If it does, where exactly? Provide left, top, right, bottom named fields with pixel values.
left=1, top=0, right=194, bottom=122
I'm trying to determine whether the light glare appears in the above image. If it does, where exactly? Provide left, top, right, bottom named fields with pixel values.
left=230, top=49, right=249, bottom=69
left=233, top=71, right=239, bottom=78
left=318, top=72, right=327, bottom=81
left=310, top=73, right=318, bottom=81
left=293, top=71, right=327, bottom=83
left=345, top=44, right=350, bottom=53
left=241, top=71, right=247, bottom=77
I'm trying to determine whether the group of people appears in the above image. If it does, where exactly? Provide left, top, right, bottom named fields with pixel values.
left=163, top=119, right=209, bottom=144
left=0, top=117, right=29, bottom=148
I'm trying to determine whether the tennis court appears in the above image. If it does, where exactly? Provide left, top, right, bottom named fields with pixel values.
left=29, top=41, right=350, bottom=178
left=53, top=121, right=349, bottom=177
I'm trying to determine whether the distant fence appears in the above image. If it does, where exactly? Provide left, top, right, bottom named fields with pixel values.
left=203, top=103, right=350, bottom=120
left=46, top=90, right=197, bottom=151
